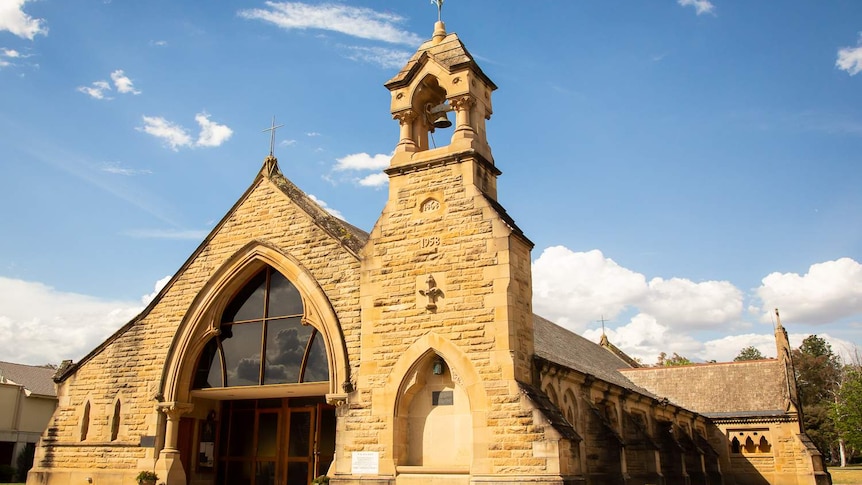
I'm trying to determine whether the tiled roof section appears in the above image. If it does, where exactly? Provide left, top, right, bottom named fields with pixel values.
left=0, top=361, right=57, bottom=397
left=385, top=33, right=496, bottom=90
left=620, top=360, right=788, bottom=416
left=519, top=383, right=581, bottom=442
left=532, top=315, right=655, bottom=398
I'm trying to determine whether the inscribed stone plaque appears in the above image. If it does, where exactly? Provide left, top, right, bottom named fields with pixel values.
left=432, top=390, right=454, bottom=406
left=351, top=451, right=379, bottom=475
left=139, top=435, right=156, bottom=448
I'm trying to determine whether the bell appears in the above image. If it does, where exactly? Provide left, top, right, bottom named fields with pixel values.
left=432, top=111, right=452, bottom=129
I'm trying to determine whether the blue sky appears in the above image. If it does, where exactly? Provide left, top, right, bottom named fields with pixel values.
left=1, top=0, right=861, bottom=366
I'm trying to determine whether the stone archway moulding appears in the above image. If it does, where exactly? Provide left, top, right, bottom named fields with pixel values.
left=159, top=240, right=351, bottom=404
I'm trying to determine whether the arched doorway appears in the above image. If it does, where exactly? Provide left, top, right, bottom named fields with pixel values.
left=186, top=265, right=337, bottom=485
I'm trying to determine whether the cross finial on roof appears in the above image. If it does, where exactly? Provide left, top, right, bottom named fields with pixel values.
left=262, top=116, right=285, bottom=157
left=431, top=0, right=444, bottom=22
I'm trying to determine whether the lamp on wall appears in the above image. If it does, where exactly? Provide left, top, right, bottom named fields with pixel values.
left=432, top=357, right=445, bottom=375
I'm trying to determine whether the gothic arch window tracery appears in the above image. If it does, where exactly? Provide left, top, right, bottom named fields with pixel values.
left=192, top=265, right=329, bottom=389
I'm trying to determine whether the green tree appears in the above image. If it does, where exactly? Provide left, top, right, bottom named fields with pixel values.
left=656, top=352, right=693, bottom=366
left=793, top=335, right=843, bottom=461
left=734, top=346, right=765, bottom=361
left=832, top=366, right=862, bottom=458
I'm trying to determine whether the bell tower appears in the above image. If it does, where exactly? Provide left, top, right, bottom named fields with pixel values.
left=349, top=14, right=549, bottom=482
left=384, top=19, right=499, bottom=199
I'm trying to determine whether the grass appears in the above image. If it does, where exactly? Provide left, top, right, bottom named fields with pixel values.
left=832, top=465, right=862, bottom=484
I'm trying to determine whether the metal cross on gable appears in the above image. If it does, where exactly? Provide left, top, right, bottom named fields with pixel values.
left=262, top=116, right=285, bottom=157
left=431, top=0, right=444, bottom=22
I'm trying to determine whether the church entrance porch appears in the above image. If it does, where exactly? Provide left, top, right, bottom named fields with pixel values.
left=189, top=397, right=335, bottom=485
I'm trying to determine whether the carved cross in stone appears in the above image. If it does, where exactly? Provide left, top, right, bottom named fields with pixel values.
left=418, top=274, right=443, bottom=311
left=262, top=116, right=285, bottom=157
left=431, top=0, right=444, bottom=22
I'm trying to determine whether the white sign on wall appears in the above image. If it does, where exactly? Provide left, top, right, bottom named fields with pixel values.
left=351, top=451, right=380, bottom=475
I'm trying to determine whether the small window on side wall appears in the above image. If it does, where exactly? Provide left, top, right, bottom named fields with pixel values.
left=110, top=400, right=121, bottom=441
left=80, top=401, right=90, bottom=441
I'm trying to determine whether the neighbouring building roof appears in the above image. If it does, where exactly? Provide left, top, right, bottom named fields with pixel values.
left=620, top=360, right=788, bottom=418
left=532, top=315, right=656, bottom=398
left=0, top=361, right=57, bottom=397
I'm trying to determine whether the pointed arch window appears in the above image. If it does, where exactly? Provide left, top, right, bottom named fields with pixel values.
left=193, top=266, right=329, bottom=389
left=110, top=400, right=121, bottom=441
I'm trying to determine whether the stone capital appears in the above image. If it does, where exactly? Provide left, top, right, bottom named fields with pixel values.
left=393, top=109, right=417, bottom=125
left=157, top=402, right=194, bottom=420
left=449, top=95, right=476, bottom=112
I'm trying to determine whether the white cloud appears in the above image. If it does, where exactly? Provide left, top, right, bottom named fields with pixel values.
left=532, top=247, right=647, bottom=331
left=308, top=194, right=345, bottom=220
left=77, top=80, right=112, bottom=100
left=583, top=313, right=703, bottom=364
left=137, top=113, right=232, bottom=150
left=756, top=257, right=862, bottom=325
left=142, top=275, right=171, bottom=305
left=344, top=45, right=411, bottom=69
left=307, top=132, right=321, bottom=137
left=150, top=40, right=168, bottom=47
left=0, top=0, right=47, bottom=39
left=280, top=139, right=297, bottom=146
left=837, top=35, right=862, bottom=76
left=641, top=277, right=743, bottom=328
left=110, top=69, right=141, bottom=94
left=678, top=0, right=715, bottom=16
left=357, top=172, right=388, bottom=188
left=334, top=152, right=390, bottom=171
left=137, top=116, right=193, bottom=151
left=195, top=112, right=233, bottom=147
left=700, top=333, right=778, bottom=362
left=2, top=48, right=20, bottom=58
left=238, top=2, right=422, bottom=45
left=0, top=277, right=143, bottom=365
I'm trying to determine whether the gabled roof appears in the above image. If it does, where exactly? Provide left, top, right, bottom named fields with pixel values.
left=620, top=360, right=788, bottom=417
left=0, top=361, right=57, bottom=397
left=384, top=32, right=497, bottom=91
left=532, top=315, right=655, bottom=398
left=56, top=157, right=368, bottom=383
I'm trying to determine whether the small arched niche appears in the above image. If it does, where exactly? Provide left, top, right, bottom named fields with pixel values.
left=395, top=352, right=472, bottom=468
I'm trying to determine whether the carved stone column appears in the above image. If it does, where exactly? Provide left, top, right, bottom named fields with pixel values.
left=450, top=95, right=476, bottom=140
left=393, top=109, right=417, bottom=153
left=155, top=402, right=194, bottom=485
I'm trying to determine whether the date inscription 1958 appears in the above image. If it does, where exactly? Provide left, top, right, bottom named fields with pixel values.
left=421, top=236, right=440, bottom=248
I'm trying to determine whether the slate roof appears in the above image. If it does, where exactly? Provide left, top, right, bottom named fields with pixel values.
left=532, top=315, right=656, bottom=398
left=0, top=361, right=57, bottom=397
left=620, top=360, right=788, bottom=417
left=385, top=32, right=496, bottom=90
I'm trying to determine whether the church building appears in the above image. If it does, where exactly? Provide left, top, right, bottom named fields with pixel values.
left=28, top=16, right=829, bottom=485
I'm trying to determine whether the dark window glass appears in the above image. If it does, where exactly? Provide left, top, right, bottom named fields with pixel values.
left=267, top=271, right=303, bottom=317
left=228, top=410, right=255, bottom=457
left=222, top=271, right=266, bottom=323
left=222, top=322, right=263, bottom=387
left=264, top=318, right=309, bottom=385
left=303, top=331, right=330, bottom=383
left=286, top=462, right=308, bottom=485
left=288, top=411, right=312, bottom=457
left=195, top=339, right=222, bottom=389
left=257, top=413, right=279, bottom=457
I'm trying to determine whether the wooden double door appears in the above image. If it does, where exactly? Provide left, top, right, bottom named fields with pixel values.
left=216, top=397, right=335, bottom=485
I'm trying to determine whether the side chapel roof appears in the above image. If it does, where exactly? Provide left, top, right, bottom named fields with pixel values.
left=0, top=361, right=57, bottom=397
left=620, top=360, right=788, bottom=418
left=532, top=315, right=656, bottom=398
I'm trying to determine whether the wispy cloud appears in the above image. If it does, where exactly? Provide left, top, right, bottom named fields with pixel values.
left=307, top=132, right=321, bottom=137
left=357, top=172, right=388, bottom=188
left=137, top=113, right=233, bottom=151
left=280, top=139, right=297, bottom=146
left=2, top=48, right=20, bottom=58
left=124, top=228, right=210, bottom=240
left=110, top=69, right=141, bottom=94
left=137, top=116, right=193, bottom=150
left=101, top=162, right=152, bottom=176
left=239, top=2, right=422, bottom=45
left=837, top=34, right=862, bottom=76
left=78, top=69, right=141, bottom=99
left=343, top=45, right=411, bottom=69
left=77, top=80, right=112, bottom=100
left=678, top=0, right=716, bottom=16
left=150, top=40, right=168, bottom=47
left=0, top=0, right=48, bottom=40
left=195, top=112, right=234, bottom=147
